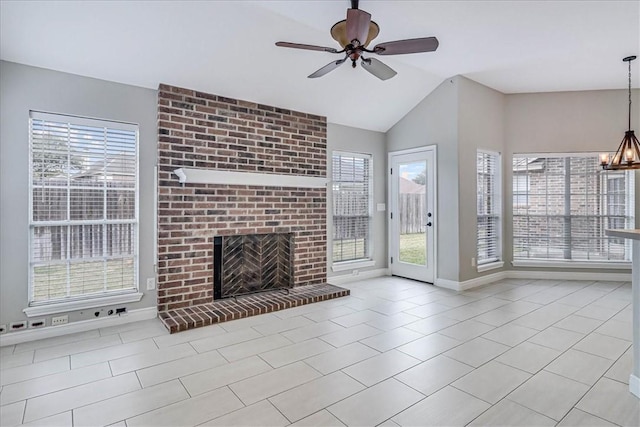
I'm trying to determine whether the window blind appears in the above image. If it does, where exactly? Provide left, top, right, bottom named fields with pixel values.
left=477, top=150, right=502, bottom=264
left=512, top=154, right=635, bottom=262
left=29, top=112, right=139, bottom=305
left=332, top=152, right=372, bottom=263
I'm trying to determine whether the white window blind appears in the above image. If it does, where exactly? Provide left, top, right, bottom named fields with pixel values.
left=477, top=150, right=502, bottom=265
left=29, top=111, right=139, bottom=305
left=513, top=174, right=530, bottom=207
left=332, top=152, right=373, bottom=263
left=512, top=153, right=635, bottom=262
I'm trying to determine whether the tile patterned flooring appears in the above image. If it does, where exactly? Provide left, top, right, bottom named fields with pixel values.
left=1, top=277, right=638, bottom=426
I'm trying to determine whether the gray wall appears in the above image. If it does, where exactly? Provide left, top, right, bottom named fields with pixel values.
left=1, top=60, right=636, bottom=329
left=327, top=123, right=387, bottom=279
left=0, top=61, right=158, bottom=326
left=385, top=77, right=636, bottom=284
left=457, top=76, right=506, bottom=281
left=386, top=78, right=460, bottom=282
left=504, top=88, right=640, bottom=271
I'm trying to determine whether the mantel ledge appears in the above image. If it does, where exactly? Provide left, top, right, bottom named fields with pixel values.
left=173, top=168, right=328, bottom=188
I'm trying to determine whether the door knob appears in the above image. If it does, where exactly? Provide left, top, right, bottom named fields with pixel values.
left=426, top=222, right=432, bottom=227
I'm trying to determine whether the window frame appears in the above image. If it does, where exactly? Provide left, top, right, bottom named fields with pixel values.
left=511, top=151, right=635, bottom=268
left=27, top=111, right=141, bottom=311
left=476, top=149, right=503, bottom=270
left=330, top=150, right=374, bottom=269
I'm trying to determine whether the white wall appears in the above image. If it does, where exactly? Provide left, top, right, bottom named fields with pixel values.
left=0, top=61, right=158, bottom=327
left=327, top=123, right=387, bottom=279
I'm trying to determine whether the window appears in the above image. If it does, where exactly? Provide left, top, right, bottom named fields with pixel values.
left=29, top=112, right=138, bottom=305
left=512, top=153, right=635, bottom=263
left=332, top=152, right=373, bottom=263
left=513, top=174, right=530, bottom=207
left=477, top=150, right=502, bottom=265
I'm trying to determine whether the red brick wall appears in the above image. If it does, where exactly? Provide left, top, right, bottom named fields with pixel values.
left=157, top=84, right=327, bottom=312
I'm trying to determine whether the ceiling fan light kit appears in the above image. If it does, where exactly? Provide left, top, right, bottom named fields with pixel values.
left=275, top=0, right=438, bottom=80
left=601, top=55, right=640, bottom=170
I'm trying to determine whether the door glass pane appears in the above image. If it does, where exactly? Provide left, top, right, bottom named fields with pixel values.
left=398, top=161, right=427, bottom=265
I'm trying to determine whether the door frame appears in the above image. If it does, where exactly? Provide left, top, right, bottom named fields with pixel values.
left=387, top=145, right=438, bottom=283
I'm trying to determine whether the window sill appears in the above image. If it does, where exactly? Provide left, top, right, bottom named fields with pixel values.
left=24, top=291, right=144, bottom=317
left=512, top=260, right=631, bottom=270
left=477, top=261, right=504, bottom=273
left=332, top=259, right=375, bottom=272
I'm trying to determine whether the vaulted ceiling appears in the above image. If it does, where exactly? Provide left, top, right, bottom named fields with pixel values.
left=1, top=1, right=638, bottom=131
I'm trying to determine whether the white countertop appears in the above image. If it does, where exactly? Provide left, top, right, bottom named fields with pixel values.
left=605, top=229, right=640, bottom=240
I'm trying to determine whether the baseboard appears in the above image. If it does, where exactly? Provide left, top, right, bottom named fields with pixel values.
left=328, top=268, right=390, bottom=286
left=630, top=374, right=640, bottom=398
left=434, top=269, right=629, bottom=292
left=436, top=271, right=508, bottom=292
left=508, top=270, right=632, bottom=282
left=0, top=307, right=157, bottom=347
left=433, top=278, right=459, bottom=291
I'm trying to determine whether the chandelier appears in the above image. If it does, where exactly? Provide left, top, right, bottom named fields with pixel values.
left=601, top=55, right=639, bottom=170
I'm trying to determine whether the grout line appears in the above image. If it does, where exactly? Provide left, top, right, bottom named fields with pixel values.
left=265, top=397, right=294, bottom=424
left=177, top=377, right=193, bottom=398
left=134, top=370, right=143, bottom=389
left=19, top=399, right=27, bottom=425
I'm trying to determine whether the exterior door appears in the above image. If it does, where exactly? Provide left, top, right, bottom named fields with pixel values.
left=389, top=147, right=436, bottom=283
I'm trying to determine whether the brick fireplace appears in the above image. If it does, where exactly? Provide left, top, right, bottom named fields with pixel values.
left=156, top=84, right=347, bottom=332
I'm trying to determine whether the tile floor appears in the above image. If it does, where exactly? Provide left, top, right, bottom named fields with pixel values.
left=1, top=277, right=638, bottom=426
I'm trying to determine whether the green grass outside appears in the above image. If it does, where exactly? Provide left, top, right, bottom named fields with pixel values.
left=399, top=233, right=427, bottom=265
left=333, top=239, right=366, bottom=262
left=33, top=258, right=134, bottom=302
left=334, top=234, right=426, bottom=265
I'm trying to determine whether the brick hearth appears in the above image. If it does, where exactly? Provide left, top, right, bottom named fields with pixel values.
left=158, top=283, right=349, bottom=333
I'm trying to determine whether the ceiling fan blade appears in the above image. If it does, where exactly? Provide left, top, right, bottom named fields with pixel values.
left=276, top=42, right=338, bottom=54
left=361, top=58, right=397, bottom=81
left=346, top=8, right=371, bottom=45
left=374, top=37, right=439, bottom=55
left=308, top=58, right=347, bottom=78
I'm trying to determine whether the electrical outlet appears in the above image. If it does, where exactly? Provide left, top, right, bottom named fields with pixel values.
left=352, top=269, right=360, bottom=276
left=9, top=321, right=27, bottom=331
left=51, top=315, right=68, bottom=326
left=29, top=319, right=46, bottom=329
left=0, top=324, right=7, bottom=334
left=146, top=277, right=156, bottom=290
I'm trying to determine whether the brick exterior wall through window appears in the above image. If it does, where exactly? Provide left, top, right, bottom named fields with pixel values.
left=513, top=155, right=633, bottom=261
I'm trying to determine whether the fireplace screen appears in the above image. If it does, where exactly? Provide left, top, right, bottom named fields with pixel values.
left=213, top=233, right=294, bottom=299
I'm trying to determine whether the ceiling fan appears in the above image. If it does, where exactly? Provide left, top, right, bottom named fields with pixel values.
left=275, top=0, right=439, bottom=81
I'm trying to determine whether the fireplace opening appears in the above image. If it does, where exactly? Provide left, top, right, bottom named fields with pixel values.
left=213, top=233, right=294, bottom=299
